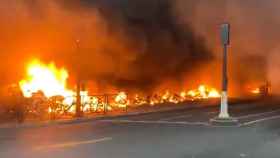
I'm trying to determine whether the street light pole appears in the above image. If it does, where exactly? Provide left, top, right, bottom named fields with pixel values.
left=210, top=23, right=238, bottom=126
left=219, top=39, right=230, bottom=118
left=75, top=39, right=82, bottom=117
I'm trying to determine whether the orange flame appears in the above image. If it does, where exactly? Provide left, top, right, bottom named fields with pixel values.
left=114, top=92, right=129, bottom=108
left=18, top=60, right=221, bottom=114
left=186, top=85, right=220, bottom=99
left=19, top=59, right=74, bottom=98
left=251, top=88, right=260, bottom=94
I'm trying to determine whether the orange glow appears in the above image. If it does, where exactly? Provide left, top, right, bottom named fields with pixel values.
left=19, top=59, right=79, bottom=113
left=180, top=91, right=187, bottom=98
left=251, top=88, right=260, bottom=94
left=186, top=85, right=220, bottom=99
left=114, top=92, right=129, bottom=108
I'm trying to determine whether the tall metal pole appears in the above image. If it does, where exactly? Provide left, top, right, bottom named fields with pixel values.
left=219, top=43, right=230, bottom=118
left=218, top=23, right=230, bottom=118
left=210, top=23, right=238, bottom=126
left=76, top=40, right=82, bottom=117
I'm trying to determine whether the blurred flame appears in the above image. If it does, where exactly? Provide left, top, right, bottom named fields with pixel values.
left=114, top=92, right=129, bottom=108
left=19, top=59, right=74, bottom=98
left=186, top=85, right=220, bottom=99
left=18, top=60, right=221, bottom=114
left=132, top=85, right=220, bottom=106
left=251, top=88, right=260, bottom=94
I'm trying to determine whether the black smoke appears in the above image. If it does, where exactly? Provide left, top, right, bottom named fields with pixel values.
left=75, top=0, right=214, bottom=91
left=0, top=0, right=217, bottom=94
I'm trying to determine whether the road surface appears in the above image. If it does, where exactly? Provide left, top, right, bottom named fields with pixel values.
left=1, top=101, right=280, bottom=158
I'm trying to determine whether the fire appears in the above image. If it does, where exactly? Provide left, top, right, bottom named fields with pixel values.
left=251, top=88, right=260, bottom=94
left=131, top=85, right=220, bottom=106
left=19, top=59, right=79, bottom=114
left=114, top=92, right=129, bottom=108
left=111, top=85, right=221, bottom=107
left=186, top=85, right=220, bottom=99
left=18, top=60, right=221, bottom=115
left=19, top=59, right=73, bottom=98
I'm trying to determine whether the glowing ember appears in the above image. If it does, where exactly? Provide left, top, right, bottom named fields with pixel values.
left=180, top=91, right=187, bottom=98
left=251, top=88, right=260, bottom=94
left=187, top=90, right=196, bottom=98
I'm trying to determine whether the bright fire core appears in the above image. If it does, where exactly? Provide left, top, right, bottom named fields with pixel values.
left=19, top=60, right=74, bottom=98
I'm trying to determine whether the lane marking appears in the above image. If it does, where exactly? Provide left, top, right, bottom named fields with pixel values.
left=34, top=137, right=112, bottom=150
left=242, top=115, right=280, bottom=126
left=236, top=109, right=280, bottom=119
left=159, top=114, right=192, bottom=121
left=207, top=111, right=218, bottom=115
left=100, top=119, right=208, bottom=126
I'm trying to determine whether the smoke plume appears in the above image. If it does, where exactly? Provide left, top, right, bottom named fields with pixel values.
left=1, top=0, right=278, bottom=96
left=174, top=0, right=280, bottom=95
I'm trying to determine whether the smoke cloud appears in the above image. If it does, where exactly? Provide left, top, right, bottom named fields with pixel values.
left=0, top=0, right=214, bottom=94
left=1, top=0, right=279, bottom=96
left=174, top=0, right=280, bottom=95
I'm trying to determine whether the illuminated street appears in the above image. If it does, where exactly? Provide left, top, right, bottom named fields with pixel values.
left=1, top=0, right=280, bottom=158
left=1, top=100, right=280, bottom=158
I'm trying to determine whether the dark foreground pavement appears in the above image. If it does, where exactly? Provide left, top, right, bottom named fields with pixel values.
left=1, top=101, right=280, bottom=158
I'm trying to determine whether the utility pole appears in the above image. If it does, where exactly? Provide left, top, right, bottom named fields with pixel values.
left=210, top=23, right=238, bottom=126
left=75, top=39, right=82, bottom=117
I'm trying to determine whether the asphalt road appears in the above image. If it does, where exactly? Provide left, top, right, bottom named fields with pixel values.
left=1, top=101, right=280, bottom=158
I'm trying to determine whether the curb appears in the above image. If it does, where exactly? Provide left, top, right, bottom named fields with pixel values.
left=0, top=98, right=266, bottom=129
left=0, top=103, right=216, bottom=129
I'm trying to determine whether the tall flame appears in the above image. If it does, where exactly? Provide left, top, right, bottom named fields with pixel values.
left=19, top=59, right=73, bottom=98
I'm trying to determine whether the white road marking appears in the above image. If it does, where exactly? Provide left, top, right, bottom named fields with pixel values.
left=207, top=111, right=218, bottom=115
left=236, top=109, right=280, bottom=119
left=100, top=119, right=208, bottom=126
left=99, top=108, right=280, bottom=127
left=242, top=115, right=280, bottom=126
left=159, top=114, right=192, bottom=121
left=34, top=137, right=112, bottom=150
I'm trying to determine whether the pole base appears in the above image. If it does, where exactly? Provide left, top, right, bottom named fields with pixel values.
left=210, top=117, right=239, bottom=127
left=75, top=111, right=83, bottom=118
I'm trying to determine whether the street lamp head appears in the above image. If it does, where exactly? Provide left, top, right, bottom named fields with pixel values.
left=221, top=23, right=230, bottom=45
